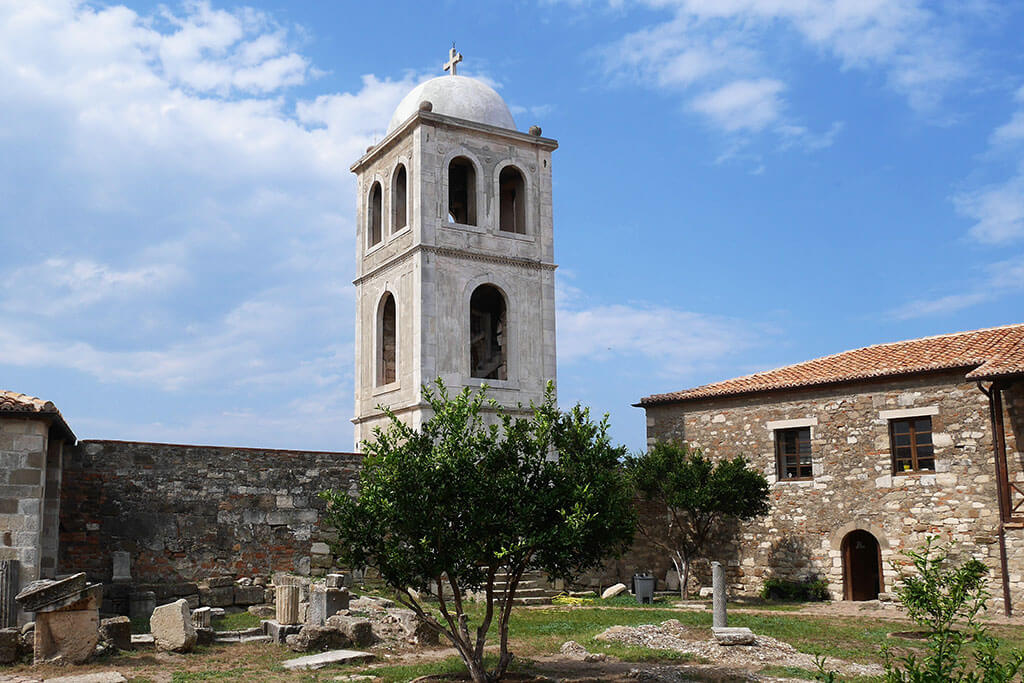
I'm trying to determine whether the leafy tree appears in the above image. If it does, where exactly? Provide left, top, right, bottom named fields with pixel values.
left=882, top=537, right=1024, bottom=682
left=625, top=441, right=769, bottom=597
left=321, top=381, right=636, bottom=683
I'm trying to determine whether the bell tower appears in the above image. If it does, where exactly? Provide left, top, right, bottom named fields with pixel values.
left=350, top=51, right=559, bottom=447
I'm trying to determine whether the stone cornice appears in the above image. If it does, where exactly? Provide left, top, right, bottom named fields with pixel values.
left=353, top=244, right=556, bottom=285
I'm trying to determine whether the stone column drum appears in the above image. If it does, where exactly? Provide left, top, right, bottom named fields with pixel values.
left=276, top=584, right=299, bottom=625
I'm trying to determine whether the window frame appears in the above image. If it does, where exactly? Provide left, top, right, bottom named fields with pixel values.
left=774, top=426, right=813, bottom=481
left=889, top=416, right=935, bottom=475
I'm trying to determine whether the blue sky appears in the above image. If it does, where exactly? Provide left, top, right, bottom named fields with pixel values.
left=1, top=0, right=1022, bottom=452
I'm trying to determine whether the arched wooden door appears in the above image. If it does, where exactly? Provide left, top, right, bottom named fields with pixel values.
left=842, top=529, right=882, bottom=601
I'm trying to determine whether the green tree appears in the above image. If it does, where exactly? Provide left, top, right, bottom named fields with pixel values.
left=321, top=381, right=636, bottom=683
left=883, top=537, right=1024, bottom=682
left=625, top=441, right=769, bottom=597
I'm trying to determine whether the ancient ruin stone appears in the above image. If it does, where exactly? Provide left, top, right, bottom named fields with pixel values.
left=286, top=625, right=351, bottom=652
left=601, top=583, right=627, bottom=599
left=34, top=608, right=99, bottom=664
left=389, top=608, right=438, bottom=645
left=325, top=615, right=375, bottom=647
left=234, top=585, right=264, bottom=605
left=0, top=627, right=19, bottom=664
left=99, top=616, right=132, bottom=651
left=150, top=599, right=196, bottom=653
left=15, top=573, right=87, bottom=612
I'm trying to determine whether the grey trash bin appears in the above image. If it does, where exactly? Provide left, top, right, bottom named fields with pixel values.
left=634, top=573, right=655, bottom=604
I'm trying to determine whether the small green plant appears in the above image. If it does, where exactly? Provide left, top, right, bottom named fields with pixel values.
left=761, top=577, right=831, bottom=602
left=883, top=537, right=1024, bottom=682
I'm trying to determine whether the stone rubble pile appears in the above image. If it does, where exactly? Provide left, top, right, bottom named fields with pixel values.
left=596, top=619, right=884, bottom=677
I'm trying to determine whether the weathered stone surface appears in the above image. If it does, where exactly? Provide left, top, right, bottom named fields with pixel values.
left=325, top=573, right=346, bottom=589
left=99, top=616, right=132, bottom=651
left=325, top=615, right=375, bottom=647
left=276, top=584, right=299, bottom=625
left=191, top=606, right=211, bottom=628
left=58, top=441, right=361, bottom=587
left=712, top=626, right=755, bottom=646
left=601, top=583, right=627, bottom=599
left=195, top=627, right=215, bottom=646
left=206, top=576, right=235, bottom=588
left=281, top=649, right=373, bottom=670
left=128, top=591, right=155, bottom=621
left=263, top=620, right=302, bottom=643
left=15, top=573, right=87, bottom=612
left=286, top=625, right=351, bottom=652
left=389, top=609, right=438, bottom=645
left=35, top=608, right=99, bottom=664
left=150, top=599, right=196, bottom=653
left=0, top=627, right=19, bottom=664
left=36, top=584, right=101, bottom=614
left=199, top=586, right=234, bottom=607
left=111, top=551, right=131, bottom=583
left=309, top=586, right=350, bottom=625
left=42, top=673, right=128, bottom=683
left=248, top=604, right=275, bottom=619
left=234, top=585, right=264, bottom=606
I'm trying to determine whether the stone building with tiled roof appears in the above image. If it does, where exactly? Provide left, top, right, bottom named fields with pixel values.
left=637, top=323, right=1024, bottom=612
left=0, top=391, right=77, bottom=624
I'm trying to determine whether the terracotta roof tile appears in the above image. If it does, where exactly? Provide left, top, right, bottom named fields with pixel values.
left=0, top=391, right=75, bottom=441
left=639, top=323, right=1024, bottom=406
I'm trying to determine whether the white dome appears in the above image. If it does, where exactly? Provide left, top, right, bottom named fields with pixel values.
left=387, top=75, right=516, bottom=134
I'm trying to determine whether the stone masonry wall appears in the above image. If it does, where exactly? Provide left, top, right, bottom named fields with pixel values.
left=643, top=371, right=1024, bottom=612
left=59, top=440, right=362, bottom=584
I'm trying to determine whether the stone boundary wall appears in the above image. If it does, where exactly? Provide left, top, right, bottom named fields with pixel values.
left=59, top=440, right=362, bottom=584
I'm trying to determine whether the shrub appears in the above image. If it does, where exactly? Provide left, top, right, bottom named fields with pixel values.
left=761, top=577, right=831, bottom=602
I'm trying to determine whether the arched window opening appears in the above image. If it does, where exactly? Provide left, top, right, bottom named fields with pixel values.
left=842, top=530, right=882, bottom=601
left=392, top=164, right=407, bottom=232
left=499, top=166, right=526, bottom=234
left=448, top=157, right=476, bottom=225
left=378, top=293, right=396, bottom=385
left=470, top=285, right=507, bottom=380
left=368, top=182, right=383, bottom=247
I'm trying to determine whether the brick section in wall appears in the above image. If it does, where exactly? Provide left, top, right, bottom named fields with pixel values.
left=59, top=440, right=362, bottom=583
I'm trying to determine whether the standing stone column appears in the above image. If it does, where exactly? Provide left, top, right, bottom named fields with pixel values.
left=0, top=561, right=17, bottom=628
left=276, top=584, right=299, bottom=625
left=712, top=561, right=727, bottom=628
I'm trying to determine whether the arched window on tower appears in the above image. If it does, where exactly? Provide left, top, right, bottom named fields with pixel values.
left=448, top=157, right=476, bottom=225
left=499, top=165, right=526, bottom=234
left=392, top=164, right=407, bottom=232
left=378, top=293, right=396, bottom=385
left=368, top=181, right=383, bottom=247
left=470, top=285, right=507, bottom=380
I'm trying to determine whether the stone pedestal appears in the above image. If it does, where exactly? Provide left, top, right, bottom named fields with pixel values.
left=309, top=585, right=350, bottom=626
left=129, top=591, right=156, bottom=621
left=276, top=584, right=300, bottom=625
left=15, top=574, right=103, bottom=665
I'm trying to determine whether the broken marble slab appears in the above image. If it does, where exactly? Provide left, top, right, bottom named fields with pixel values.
left=281, top=649, right=374, bottom=671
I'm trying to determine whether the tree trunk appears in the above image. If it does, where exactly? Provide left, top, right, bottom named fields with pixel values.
left=680, top=554, right=691, bottom=599
left=671, top=554, right=684, bottom=600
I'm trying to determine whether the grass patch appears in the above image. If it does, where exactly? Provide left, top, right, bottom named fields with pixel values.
left=359, top=654, right=529, bottom=682
left=130, top=616, right=151, bottom=634
left=211, top=611, right=261, bottom=631
left=171, top=670, right=250, bottom=681
left=591, top=593, right=675, bottom=608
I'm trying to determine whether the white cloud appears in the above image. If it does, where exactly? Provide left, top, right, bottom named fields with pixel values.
left=690, top=79, right=785, bottom=133
left=558, top=302, right=756, bottom=377
left=888, top=254, right=1024, bottom=319
left=956, top=174, right=1024, bottom=244
left=0, top=0, right=422, bottom=449
left=582, top=0, right=975, bottom=146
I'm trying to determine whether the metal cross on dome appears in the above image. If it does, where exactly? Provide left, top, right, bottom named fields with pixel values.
left=444, top=44, right=463, bottom=76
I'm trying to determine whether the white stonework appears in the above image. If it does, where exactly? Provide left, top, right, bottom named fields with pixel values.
left=350, top=73, right=558, bottom=448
